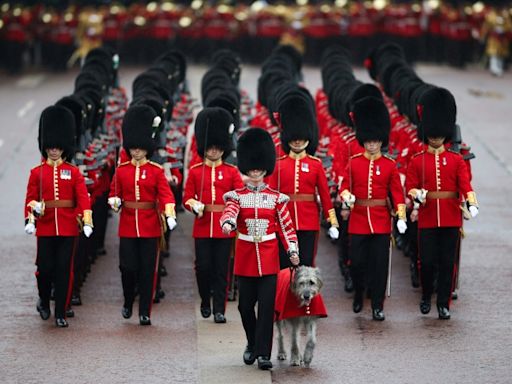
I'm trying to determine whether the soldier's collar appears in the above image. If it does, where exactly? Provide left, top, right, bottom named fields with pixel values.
left=247, top=182, right=267, bottom=192
left=427, top=145, right=445, bottom=155
left=363, top=151, right=382, bottom=161
left=288, top=150, right=307, bottom=160
left=205, top=158, right=222, bottom=167
left=131, top=158, right=148, bottom=166
left=46, top=158, right=63, bottom=166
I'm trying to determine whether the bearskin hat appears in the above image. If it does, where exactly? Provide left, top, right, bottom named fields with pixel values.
left=417, top=87, right=456, bottom=143
left=38, top=105, right=76, bottom=160
left=237, top=128, right=276, bottom=176
left=195, top=107, right=233, bottom=158
left=122, top=105, right=159, bottom=156
left=353, top=97, right=391, bottom=147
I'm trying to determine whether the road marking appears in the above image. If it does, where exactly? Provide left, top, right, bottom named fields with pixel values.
left=16, top=74, right=46, bottom=88
left=0, top=139, right=3, bottom=148
left=17, top=100, right=35, bottom=118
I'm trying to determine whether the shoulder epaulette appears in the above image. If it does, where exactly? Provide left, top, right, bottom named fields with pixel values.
left=31, top=162, right=45, bottom=171
left=149, top=161, right=163, bottom=169
left=224, top=162, right=237, bottom=168
left=190, top=162, right=204, bottom=169
left=118, top=161, right=130, bottom=167
left=411, top=151, right=425, bottom=159
left=382, top=154, right=396, bottom=162
left=277, top=155, right=287, bottom=161
left=307, top=154, right=321, bottom=162
left=350, top=153, right=363, bottom=160
left=448, top=148, right=462, bottom=156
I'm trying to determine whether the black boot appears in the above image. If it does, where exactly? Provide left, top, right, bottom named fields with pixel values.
left=437, top=306, right=450, bottom=320
left=420, top=297, right=431, bottom=314
left=410, top=263, right=420, bottom=288
left=36, top=299, right=51, bottom=320
left=243, top=345, right=255, bottom=365
left=352, top=291, right=363, bottom=313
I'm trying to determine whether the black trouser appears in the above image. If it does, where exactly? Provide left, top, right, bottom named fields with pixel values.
left=419, top=227, right=460, bottom=308
left=194, top=238, right=232, bottom=314
left=349, top=234, right=390, bottom=310
left=279, top=230, right=318, bottom=269
left=36, top=236, right=76, bottom=318
left=337, top=215, right=351, bottom=273
left=237, top=275, right=277, bottom=358
left=119, top=237, right=159, bottom=317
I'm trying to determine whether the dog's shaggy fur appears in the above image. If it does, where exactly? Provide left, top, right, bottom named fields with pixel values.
left=275, top=266, right=325, bottom=368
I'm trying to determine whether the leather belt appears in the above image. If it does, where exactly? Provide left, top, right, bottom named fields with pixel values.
left=238, top=233, right=276, bottom=243
left=124, top=201, right=156, bottom=209
left=355, top=199, right=387, bottom=207
left=44, top=200, right=75, bottom=208
left=427, top=191, right=459, bottom=199
left=288, top=193, right=315, bottom=202
left=204, top=204, right=225, bottom=212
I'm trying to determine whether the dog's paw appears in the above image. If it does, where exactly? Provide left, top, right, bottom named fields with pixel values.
left=290, top=357, right=301, bottom=366
left=277, top=352, right=287, bottom=360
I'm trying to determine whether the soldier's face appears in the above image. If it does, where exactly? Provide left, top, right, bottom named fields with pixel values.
left=428, top=137, right=445, bottom=148
left=363, top=140, right=382, bottom=155
left=247, top=169, right=266, bottom=182
left=205, top=146, right=224, bottom=161
left=46, top=148, right=64, bottom=161
left=129, top=148, right=147, bottom=161
left=289, top=139, right=309, bottom=153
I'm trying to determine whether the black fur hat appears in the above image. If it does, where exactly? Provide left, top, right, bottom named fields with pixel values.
left=122, top=105, right=160, bottom=157
left=38, top=105, right=76, bottom=160
left=237, top=128, right=276, bottom=176
left=417, top=87, right=456, bottom=143
left=195, top=107, right=233, bottom=158
left=353, top=97, right=391, bottom=147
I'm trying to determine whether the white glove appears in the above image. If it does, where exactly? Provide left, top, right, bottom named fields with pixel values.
left=33, top=201, right=43, bottom=215
left=222, top=222, right=234, bottom=235
left=83, top=225, right=93, bottom=238
left=397, top=219, right=407, bottom=234
left=167, top=217, right=177, bottom=231
left=328, top=226, right=339, bottom=240
left=108, top=197, right=122, bottom=212
left=24, top=222, right=35, bottom=235
left=414, top=189, right=427, bottom=204
left=192, top=202, right=205, bottom=216
left=469, top=205, right=479, bottom=218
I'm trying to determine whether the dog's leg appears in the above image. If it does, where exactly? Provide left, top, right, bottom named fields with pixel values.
left=302, top=318, right=317, bottom=368
left=276, top=320, right=287, bottom=360
left=289, top=318, right=301, bottom=366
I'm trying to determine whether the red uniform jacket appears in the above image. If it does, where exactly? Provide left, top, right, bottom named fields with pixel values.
left=405, top=146, right=476, bottom=229
left=267, top=152, right=338, bottom=231
left=183, top=159, right=244, bottom=238
left=274, top=268, right=327, bottom=321
left=220, top=184, right=298, bottom=277
left=340, top=152, right=406, bottom=235
left=109, top=159, right=175, bottom=238
left=25, top=159, right=92, bottom=237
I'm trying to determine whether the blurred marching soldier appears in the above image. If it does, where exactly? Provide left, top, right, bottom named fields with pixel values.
left=220, top=128, right=299, bottom=370
left=268, top=89, right=339, bottom=269
left=24, top=106, right=93, bottom=328
left=108, top=105, right=177, bottom=326
left=183, top=108, right=244, bottom=324
left=2, top=5, right=31, bottom=73
left=339, top=97, right=407, bottom=321
left=406, top=88, right=479, bottom=320
left=481, top=6, right=512, bottom=77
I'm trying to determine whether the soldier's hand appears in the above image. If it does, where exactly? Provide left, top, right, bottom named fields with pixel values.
left=289, top=252, right=300, bottom=266
left=108, top=197, right=122, bottom=212
left=410, top=209, right=419, bottom=222
left=192, top=202, right=205, bottom=218
left=414, top=189, right=427, bottom=204
left=167, top=217, right=177, bottom=231
left=396, top=219, right=407, bottom=234
left=33, top=201, right=43, bottom=215
left=24, top=222, right=35, bottom=235
left=83, top=225, right=93, bottom=238
left=328, top=226, right=339, bottom=240
left=469, top=205, right=479, bottom=218
left=222, top=222, right=233, bottom=235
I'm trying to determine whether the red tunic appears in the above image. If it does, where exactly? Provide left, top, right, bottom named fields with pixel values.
left=183, top=159, right=243, bottom=238
left=109, top=159, right=175, bottom=238
left=24, top=160, right=91, bottom=237
left=267, top=152, right=337, bottom=231
left=340, top=153, right=405, bottom=235
left=274, top=268, right=327, bottom=321
left=220, top=184, right=298, bottom=277
left=405, top=146, right=475, bottom=229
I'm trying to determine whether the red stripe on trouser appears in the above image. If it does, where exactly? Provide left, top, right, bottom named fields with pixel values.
left=64, top=237, right=77, bottom=317
left=148, top=241, right=160, bottom=316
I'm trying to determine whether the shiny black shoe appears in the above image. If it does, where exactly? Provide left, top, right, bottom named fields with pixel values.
left=66, top=308, right=75, bottom=318
left=159, top=265, right=168, bottom=277
left=451, top=290, right=458, bottom=300
left=420, top=298, right=431, bottom=314
left=243, top=345, right=255, bottom=365
left=344, top=275, right=354, bottom=293
left=36, top=299, right=51, bottom=320
left=410, top=263, right=420, bottom=288
left=122, top=306, right=133, bottom=319
left=200, top=305, right=211, bottom=319
left=372, top=309, right=385, bottom=321
left=55, top=318, right=68, bottom=328
left=352, top=293, right=363, bottom=313
left=139, top=315, right=151, bottom=326
left=214, top=313, right=226, bottom=323
left=153, top=288, right=165, bottom=303
left=437, top=306, right=451, bottom=320
left=257, top=356, right=273, bottom=370
left=71, top=294, right=82, bottom=306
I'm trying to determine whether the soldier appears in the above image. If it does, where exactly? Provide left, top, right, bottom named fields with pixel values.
left=24, top=106, right=93, bottom=328
left=183, top=108, right=244, bottom=323
left=339, top=97, right=407, bottom=321
left=220, top=128, right=299, bottom=370
left=406, top=88, right=478, bottom=320
left=268, top=89, right=339, bottom=268
left=108, top=105, right=177, bottom=326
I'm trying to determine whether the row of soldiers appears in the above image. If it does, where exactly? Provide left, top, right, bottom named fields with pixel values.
left=2, top=1, right=511, bottom=72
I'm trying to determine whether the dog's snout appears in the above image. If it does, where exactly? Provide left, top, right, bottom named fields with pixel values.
left=303, top=291, right=311, bottom=300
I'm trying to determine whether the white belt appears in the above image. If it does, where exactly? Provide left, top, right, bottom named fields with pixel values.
left=238, top=233, right=276, bottom=243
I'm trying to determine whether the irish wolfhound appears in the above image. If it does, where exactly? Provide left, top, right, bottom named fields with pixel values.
left=274, top=266, right=327, bottom=368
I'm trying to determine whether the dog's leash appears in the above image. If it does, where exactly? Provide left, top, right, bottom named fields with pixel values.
left=288, top=265, right=298, bottom=288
